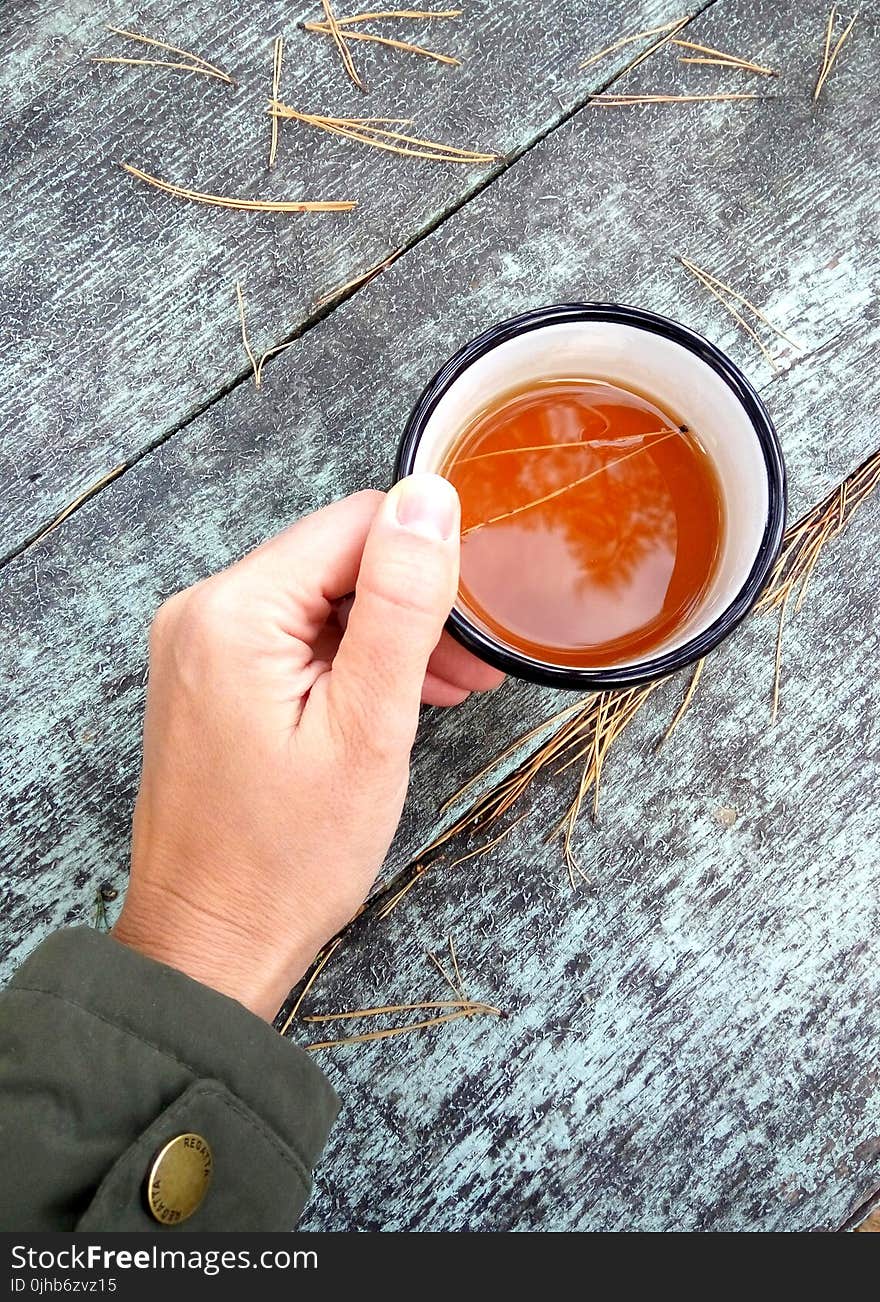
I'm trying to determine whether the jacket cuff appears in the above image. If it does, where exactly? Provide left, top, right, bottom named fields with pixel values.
left=10, top=928, right=338, bottom=1231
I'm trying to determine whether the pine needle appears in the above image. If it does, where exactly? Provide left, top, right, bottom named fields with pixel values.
left=315, top=247, right=403, bottom=307
left=321, top=0, right=366, bottom=90
left=305, top=1006, right=495, bottom=1050
left=235, top=282, right=260, bottom=386
left=334, top=8, right=463, bottom=21
left=269, top=102, right=498, bottom=163
left=673, top=37, right=776, bottom=74
left=269, top=36, right=284, bottom=169
left=677, top=255, right=782, bottom=373
left=447, top=812, right=528, bottom=868
left=678, top=255, right=801, bottom=348
left=771, top=597, right=787, bottom=724
left=454, top=434, right=658, bottom=465
left=305, top=22, right=460, bottom=64
left=377, top=860, right=429, bottom=918
left=104, top=23, right=235, bottom=82
left=91, top=55, right=234, bottom=83
left=461, top=431, right=678, bottom=535
left=591, top=92, right=766, bottom=105
left=757, top=448, right=880, bottom=614
left=448, top=934, right=465, bottom=998
left=658, top=657, right=705, bottom=750
left=814, top=7, right=858, bottom=100
left=304, top=998, right=498, bottom=1022
left=580, top=18, right=682, bottom=69
left=278, top=936, right=343, bottom=1036
left=426, top=946, right=462, bottom=997
left=27, top=464, right=127, bottom=551
left=121, top=163, right=356, bottom=213
left=306, top=937, right=499, bottom=1049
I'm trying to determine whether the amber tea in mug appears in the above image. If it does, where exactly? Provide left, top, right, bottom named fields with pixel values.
left=441, top=378, right=724, bottom=669
left=396, top=306, right=785, bottom=687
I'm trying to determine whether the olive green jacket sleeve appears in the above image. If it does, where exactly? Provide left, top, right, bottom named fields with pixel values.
left=0, top=928, right=339, bottom=1232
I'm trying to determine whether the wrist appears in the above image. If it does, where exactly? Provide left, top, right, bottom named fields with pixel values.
left=112, top=890, right=314, bottom=1021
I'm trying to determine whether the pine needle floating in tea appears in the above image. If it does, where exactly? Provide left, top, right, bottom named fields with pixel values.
left=122, top=163, right=356, bottom=213
left=579, top=16, right=689, bottom=69
left=460, top=430, right=677, bottom=535
left=814, top=6, right=858, bottom=100
left=672, top=37, right=776, bottom=75
left=269, top=103, right=498, bottom=163
left=94, top=24, right=235, bottom=84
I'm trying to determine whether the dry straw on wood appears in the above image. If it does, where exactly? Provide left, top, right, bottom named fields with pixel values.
left=122, top=163, right=356, bottom=213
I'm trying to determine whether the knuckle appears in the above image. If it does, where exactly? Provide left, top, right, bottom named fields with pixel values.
left=184, top=577, right=240, bottom=634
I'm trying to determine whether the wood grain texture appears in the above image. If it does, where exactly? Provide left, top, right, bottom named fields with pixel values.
left=1, top=0, right=879, bottom=1230
left=0, top=0, right=692, bottom=557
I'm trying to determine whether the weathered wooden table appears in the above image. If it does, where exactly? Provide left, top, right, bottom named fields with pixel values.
left=2, top=0, right=878, bottom=1232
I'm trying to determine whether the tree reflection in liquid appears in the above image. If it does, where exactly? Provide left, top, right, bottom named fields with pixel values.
left=444, top=380, right=723, bottom=668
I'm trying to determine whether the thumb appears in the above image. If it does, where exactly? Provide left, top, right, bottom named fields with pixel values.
left=329, top=473, right=461, bottom=747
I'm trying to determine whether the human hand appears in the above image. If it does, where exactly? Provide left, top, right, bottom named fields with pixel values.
left=113, top=478, right=503, bottom=1019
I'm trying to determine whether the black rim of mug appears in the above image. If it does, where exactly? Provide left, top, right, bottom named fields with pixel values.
left=393, top=302, right=787, bottom=691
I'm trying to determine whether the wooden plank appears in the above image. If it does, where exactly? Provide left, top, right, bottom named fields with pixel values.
left=1, top=0, right=879, bottom=1229
left=0, top=0, right=692, bottom=557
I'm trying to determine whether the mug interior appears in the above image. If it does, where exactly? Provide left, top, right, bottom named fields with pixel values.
left=411, top=318, right=770, bottom=669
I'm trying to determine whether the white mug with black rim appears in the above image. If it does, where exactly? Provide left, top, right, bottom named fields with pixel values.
left=394, top=303, right=786, bottom=691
